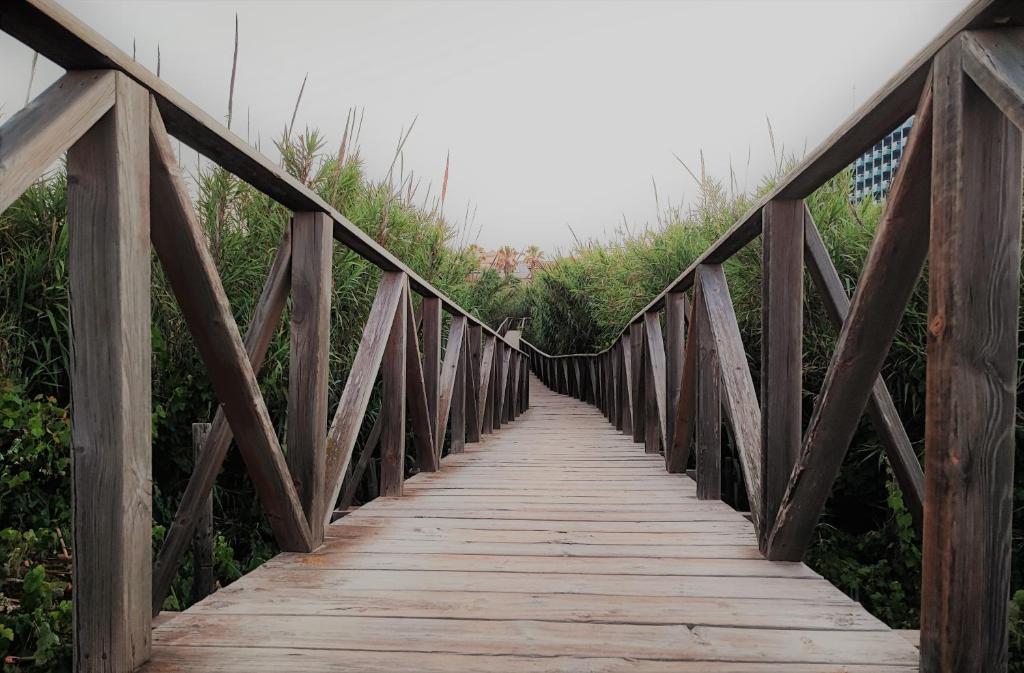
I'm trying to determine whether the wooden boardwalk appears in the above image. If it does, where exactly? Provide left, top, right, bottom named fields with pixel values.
left=144, top=378, right=918, bottom=672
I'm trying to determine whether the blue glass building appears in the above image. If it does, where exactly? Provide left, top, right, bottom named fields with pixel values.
left=851, top=117, right=913, bottom=201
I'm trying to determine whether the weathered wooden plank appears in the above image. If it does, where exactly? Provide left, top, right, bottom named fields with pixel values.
left=802, top=205, right=924, bottom=530
left=190, top=423, right=214, bottom=604
left=465, top=325, right=482, bottom=442
left=961, top=28, right=1024, bottom=131
left=404, top=292, right=437, bottom=473
left=664, top=292, right=687, bottom=471
left=492, top=342, right=506, bottom=430
left=695, top=286, right=721, bottom=501
left=760, top=199, right=803, bottom=541
left=68, top=72, right=151, bottom=672
left=643, top=312, right=668, bottom=453
left=322, top=272, right=406, bottom=522
left=378, top=279, right=408, bottom=497
left=697, top=265, right=763, bottom=534
left=667, top=290, right=698, bottom=473
left=767, top=80, right=933, bottom=562
left=630, top=323, right=645, bottom=443
left=437, top=316, right=468, bottom=451
left=152, top=224, right=293, bottom=614
left=478, top=336, right=496, bottom=435
left=150, top=104, right=313, bottom=553
left=921, top=38, right=1021, bottom=673
left=287, top=211, right=332, bottom=545
left=421, top=297, right=442, bottom=460
left=450, top=327, right=468, bottom=453
left=0, top=69, right=115, bottom=213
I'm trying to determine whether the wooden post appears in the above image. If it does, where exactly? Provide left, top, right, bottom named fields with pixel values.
left=921, top=37, right=1022, bottom=673
left=378, top=281, right=408, bottom=496
left=421, top=298, right=442, bottom=461
left=466, top=325, right=482, bottom=442
left=760, top=199, right=803, bottom=539
left=664, top=293, right=686, bottom=470
left=450, top=330, right=467, bottom=453
left=69, top=72, right=152, bottom=672
left=695, top=290, right=721, bottom=500
left=190, top=423, right=215, bottom=604
left=630, top=323, right=645, bottom=443
left=482, top=337, right=495, bottom=435
left=492, top=343, right=505, bottom=430
left=286, top=211, right=332, bottom=546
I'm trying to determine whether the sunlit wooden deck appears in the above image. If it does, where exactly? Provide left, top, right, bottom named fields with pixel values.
left=144, top=378, right=918, bottom=672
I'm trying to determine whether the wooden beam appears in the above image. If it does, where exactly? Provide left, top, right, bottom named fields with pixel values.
left=478, top=336, right=496, bottom=436
left=617, top=337, right=630, bottom=433
left=667, top=291, right=698, bottom=474
left=150, top=104, right=313, bottom=553
left=152, top=225, right=292, bottom=614
left=961, top=28, right=1024, bottom=131
left=465, top=325, right=482, bottom=442
left=437, top=316, right=468, bottom=451
left=450, top=329, right=467, bottom=452
left=322, top=271, right=405, bottom=524
left=767, top=80, right=933, bottom=562
left=803, top=205, right=924, bottom=531
left=379, top=280, right=408, bottom=497
left=695, top=289, right=721, bottom=501
left=630, top=324, right=645, bottom=443
left=760, top=199, right=804, bottom=543
left=643, top=312, right=668, bottom=452
left=698, top=264, right=764, bottom=536
left=287, top=211, right=332, bottom=546
left=404, top=291, right=436, bottom=473
left=190, top=423, right=214, bottom=605
left=68, top=72, right=151, bottom=672
left=0, top=69, right=114, bottom=213
left=921, top=38, right=1022, bottom=673
left=421, top=298, right=442, bottom=461
left=498, top=344, right=512, bottom=425
left=664, top=293, right=687, bottom=471
left=492, top=342, right=505, bottom=430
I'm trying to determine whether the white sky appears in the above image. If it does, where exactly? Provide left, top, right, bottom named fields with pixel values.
left=1, top=0, right=969, bottom=254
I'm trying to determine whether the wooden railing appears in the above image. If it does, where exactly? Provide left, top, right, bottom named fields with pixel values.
left=0, top=1, right=530, bottom=671
left=523, top=3, right=1024, bottom=671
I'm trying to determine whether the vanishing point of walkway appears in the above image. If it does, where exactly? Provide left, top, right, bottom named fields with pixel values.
left=144, top=378, right=919, bottom=672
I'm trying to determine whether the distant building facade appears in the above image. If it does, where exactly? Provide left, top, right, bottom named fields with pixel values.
left=851, top=117, right=913, bottom=201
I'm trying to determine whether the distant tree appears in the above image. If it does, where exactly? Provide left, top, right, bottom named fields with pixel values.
left=523, top=245, right=546, bottom=273
left=494, top=245, right=521, bottom=277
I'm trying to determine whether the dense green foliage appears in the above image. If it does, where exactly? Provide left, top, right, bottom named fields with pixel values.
left=0, top=129, right=488, bottom=670
left=509, top=167, right=1024, bottom=661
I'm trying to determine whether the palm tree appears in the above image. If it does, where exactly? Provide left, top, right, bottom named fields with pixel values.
left=522, top=245, right=546, bottom=274
left=493, top=245, right=520, bottom=277
left=465, top=243, right=486, bottom=270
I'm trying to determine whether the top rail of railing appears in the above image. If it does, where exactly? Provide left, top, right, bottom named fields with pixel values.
left=0, top=0, right=522, bottom=352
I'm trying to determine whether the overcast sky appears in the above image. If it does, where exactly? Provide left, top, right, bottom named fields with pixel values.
left=1, top=0, right=969, bottom=254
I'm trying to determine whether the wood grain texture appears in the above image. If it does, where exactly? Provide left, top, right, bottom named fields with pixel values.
left=152, top=226, right=293, bottom=614
left=323, top=272, right=405, bottom=523
left=466, top=325, right=482, bottom=442
left=404, top=292, right=436, bottom=473
left=630, top=323, right=645, bottom=443
left=961, top=28, right=1024, bottom=131
left=379, top=280, right=408, bottom=497
left=68, top=72, right=151, bottom=672
left=450, top=327, right=468, bottom=453
left=492, top=342, right=506, bottom=430
left=421, top=297, right=442, bottom=460
left=478, top=336, right=496, bottom=435
left=767, top=81, right=933, bottom=562
left=287, top=211, right=332, bottom=545
left=802, top=206, right=924, bottom=530
left=151, top=104, right=312, bottom=553
left=437, top=316, right=468, bottom=451
left=667, top=291, right=698, bottom=474
left=697, top=265, right=763, bottom=535
left=190, top=423, right=214, bottom=604
left=0, top=69, right=114, bottom=213
left=921, top=38, right=1021, bottom=673
left=146, top=380, right=917, bottom=673
left=760, top=199, right=803, bottom=541
left=695, top=288, right=721, bottom=501
left=643, top=312, right=668, bottom=452
left=664, top=293, right=687, bottom=471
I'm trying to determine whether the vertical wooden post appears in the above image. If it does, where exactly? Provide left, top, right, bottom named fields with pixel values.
left=190, top=423, right=215, bottom=604
left=69, top=72, right=152, bottom=672
left=450, top=330, right=467, bottom=453
left=643, top=334, right=660, bottom=454
left=630, top=323, right=645, bottom=443
left=665, top=293, right=686, bottom=469
left=695, top=290, right=721, bottom=500
left=466, top=325, right=482, bottom=442
left=922, top=39, right=1022, bottom=673
left=378, top=281, right=407, bottom=496
left=482, top=338, right=495, bottom=435
left=421, top=298, right=442, bottom=459
left=286, top=211, right=332, bottom=546
left=760, top=200, right=803, bottom=538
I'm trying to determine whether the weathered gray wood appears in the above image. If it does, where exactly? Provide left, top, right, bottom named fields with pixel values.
left=152, top=225, right=293, bottom=614
left=630, top=323, right=645, bottom=443
left=921, top=39, right=1022, bottom=673
left=151, top=104, right=313, bottom=554
left=667, top=292, right=697, bottom=474
left=478, top=336, right=496, bottom=436
left=466, top=325, right=482, bottom=442
left=323, top=272, right=406, bottom=524
left=643, top=312, right=668, bottom=453
left=450, top=328, right=468, bottom=453
left=695, top=290, right=721, bottom=500
left=287, top=211, right=332, bottom=546
left=492, top=342, right=506, bottom=430
left=190, top=423, right=215, bottom=604
left=698, top=265, right=763, bottom=536
left=760, top=199, right=803, bottom=542
left=664, top=293, right=687, bottom=471
left=69, top=72, right=151, bottom=672
left=0, top=69, right=115, bottom=213
left=619, top=336, right=632, bottom=434
left=421, top=298, right=442, bottom=461
left=802, top=206, right=924, bottom=530
left=767, top=81, right=933, bottom=562
left=404, top=292, right=436, bottom=473
left=961, top=28, right=1024, bottom=131
left=379, top=280, right=408, bottom=497
left=437, top=316, right=468, bottom=451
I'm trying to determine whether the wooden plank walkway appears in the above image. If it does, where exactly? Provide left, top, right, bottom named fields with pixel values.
left=144, top=378, right=919, bottom=672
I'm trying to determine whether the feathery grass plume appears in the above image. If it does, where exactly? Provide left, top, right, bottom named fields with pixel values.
left=227, top=14, right=239, bottom=130
left=24, top=51, right=38, bottom=106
